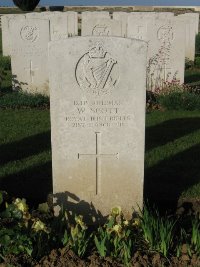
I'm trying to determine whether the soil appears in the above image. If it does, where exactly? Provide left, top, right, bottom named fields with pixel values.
left=3, top=248, right=200, bottom=267
left=1, top=198, right=200, bottom=267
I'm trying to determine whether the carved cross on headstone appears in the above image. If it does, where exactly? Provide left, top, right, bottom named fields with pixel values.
left=78, top=132, right=119, bottom=195
left=25, top=60, right=38, bottom=83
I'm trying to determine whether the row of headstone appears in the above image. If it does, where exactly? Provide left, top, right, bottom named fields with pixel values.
left=0, top=11, right=198, bottom=221
left=1, top=11, right=199, bottom=94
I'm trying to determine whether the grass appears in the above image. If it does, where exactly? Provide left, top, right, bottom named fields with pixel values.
left=145, top=110, right=200, bottom=208
left=0, top=110, right=51, bottom=205
left=0, top=109, right=200, bottom=210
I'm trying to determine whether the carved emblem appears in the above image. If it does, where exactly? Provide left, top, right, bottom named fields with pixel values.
left=92, top=25, right=111, bottom=36
left=20, top=26, right=39, bottom=42
left=157, top=26, right=174, bottom=42
left=76, top=43, right=119, bottom=96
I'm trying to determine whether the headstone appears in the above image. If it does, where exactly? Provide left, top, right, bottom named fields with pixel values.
left=81, top=11, right=110, bottom=36
left=1, top=14, right=25, bottom=56
left=10, top=17, right=50, bottom=95
left=82, top=17, right=122, bottom=37
left=177, top=14, right=197, bottom=61
left=26, top=12, right=78, bottom=38
left=65, top=12, right=78, bottom=36
left=147, top=18, right=185, bottom=91
left=112, top=12, right=128, bottom=37
left=50, top=15, right=68, bottom=40
left=127, top=15, right=185, bottom=91
left=49, top=36, right=147, bottom=222
left=181, top=13, right=199, bottom=34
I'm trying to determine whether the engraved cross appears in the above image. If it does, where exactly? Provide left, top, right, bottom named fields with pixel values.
left=78, top=132, right=119, bottom=195
left=25, top=61, right=38, bottom=83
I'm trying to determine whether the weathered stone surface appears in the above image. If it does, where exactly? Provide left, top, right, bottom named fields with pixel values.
left=177, top=13, right=199, bottom=61
left=81, top=11, right=110, bottom=36
left=127, top=15, right=185, bottom=91
left=49, top=36, right=147, bottom=222
left=10, top=17, right=50, bottom=95
left=112, top=12, right=128, bottom=37
left=82, top=17, right=122, bottom=36
left=50, top=15, right=68, bottom=40
left=147, top=18, right=185, bottom=91
left=180, top=13, right=199, bottom=34
left=26, top=11, right=78, bottom=38
left=65, top=11, right=78, bottom=36
left=1, top=14, right=25, bottom=56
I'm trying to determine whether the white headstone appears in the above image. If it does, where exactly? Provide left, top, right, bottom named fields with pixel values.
left=65, top=12, right=78, bottom=36
left=50, top=15, right=68, bottom=40
left=181, top=13, right=199, bottom=34
left=177, top=14, right=197, bottom=61
left=82, top=17, right=122, bottom=37
left=81, top=11, right=110, bottom=36
left=147, top=18, right=185, bottom=91
left=10, top=18, right=50, bottom=95
left=49, top=36, right=147, bottom=222
left=1, top=14, right=25, bottom=56
left=112, top=12, right=128, bottom=37
left=128, top=15, right=185, bottom=91
left=26, top=12, right=78, bottom=38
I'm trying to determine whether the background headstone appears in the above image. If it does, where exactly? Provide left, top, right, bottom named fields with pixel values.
left=10, top=17, right=50, bottom=95
left=81, top=11, right=110, bottom=35
left=128, top=15, right=185, bottom=91
left=1, top=14, right=25, bottom=56
left=49, top=36, right=147, bottom=222
left=112, top=12, right=128, bottom=37
left=82, top=17, right=122, bottom=37
left=177, top=13, right=197, bottom=61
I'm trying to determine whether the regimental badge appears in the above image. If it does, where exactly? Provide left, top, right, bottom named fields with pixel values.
left=20, top=26, right=39, bottom=42
left=92, top=25, right=111, bottom=36
left=75, top=42, right=119, bottom=97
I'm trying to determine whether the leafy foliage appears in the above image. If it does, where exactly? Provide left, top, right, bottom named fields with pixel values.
left=195, top=33, right=200, bottom=55
left=0, top=56, right=11, bottom=71
left=150, top=82, right=200, bottom=111
left=0, top=92, right=50, bottom=109
left=0, top=195, right=199, bottom=265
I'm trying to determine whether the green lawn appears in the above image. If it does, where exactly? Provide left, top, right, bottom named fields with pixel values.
left=0, top=109, right=200, bottom=210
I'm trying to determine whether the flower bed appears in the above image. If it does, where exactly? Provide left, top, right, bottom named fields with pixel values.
left=0, top=192, right=199, bottom=266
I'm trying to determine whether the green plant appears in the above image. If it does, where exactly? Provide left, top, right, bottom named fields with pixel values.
left=94, top=228, right=109, bottom=258
left=139, top=205, right=176, bottom=257
left=95, top=207, right=133, bottom=266
left=185, top=57, right=194, bottom=69
left=0, top=227, right=33, bottom=260
left=13, top=0, right=40, bottom=11
left=155, top=83, right=200, bottom=111
left=68, top=215, right=91, bottom=258
left=0, top=56, right=11, bottom=71
left=0, top=92, right=50, bottom=109
left=191, top=216, right=200, bottom=255
left=195, top=56, right=200, bottom=68
left=195, top=33, right=200, bottom=55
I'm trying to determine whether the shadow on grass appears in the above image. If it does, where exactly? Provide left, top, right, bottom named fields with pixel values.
left=145, top=117, right=200, bottom=151
left=0, top=161, right=52, bottom=206
left=1, top=116, right=200, bottom=212
left=145, top=140, right=200, bottom=213
left=0, top=131, right=51, bottom=165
